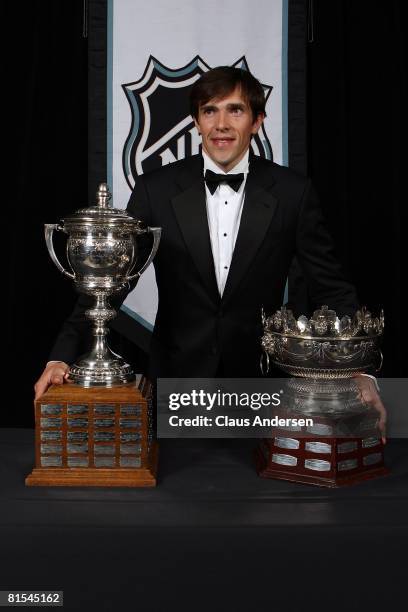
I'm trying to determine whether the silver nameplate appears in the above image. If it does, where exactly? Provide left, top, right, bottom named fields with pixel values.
left=94, top=418, right=115, bottom=428
left=272, top=453, right=297, bottom=467
left=338, top=459, right=358, bottom=471
left=274, top=437, right=299, bottom=450
left=363, top=452, right=382, bottom=466
left=94, top=404, right=115, bottom=415
left=362, top=437, right=380, bottom=448
left=120, top=456, right=141, bottom=467
left=120, top=444, right=142, bottom=455
left=94, top=445, right=115, bottom=455
left=41, top=444, right=62, bottom=454
left=67, top=405, right=88, bottom=415
left=94, top=456, right=115, bottom=468
left=119, top=418, right=141, bottom=429
left=304, top=459, right=331, bottom=471
left=305, top=441, right=331, bottom=454
left=67, top=457, right=88, bottom=467
left=67, top=431, right=88, bottom=442
left=337, top=441, right=358, bottom=454
left=120, top=432, right=142, bottom=442
left=67, top=418, right=88, bottom=428
left=307, top=423, right=333, bottom=436
left=41, top=431, right=62, bottom=441
left=94, top=432, right=115, bottom=442
left=40, top=456, right=62, bottom=467
left=120, top=405, right=142, bottom=416
left=67, top=443, right=88, bottom=454
left=40, top=418, right=62, bottom=428
left=41, top=404, right=62, bottom=415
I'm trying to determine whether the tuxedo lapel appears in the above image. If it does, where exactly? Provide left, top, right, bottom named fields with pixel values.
left=221, top=156, right=279, bottom=306
left=171, top=157, right=220, bottom=303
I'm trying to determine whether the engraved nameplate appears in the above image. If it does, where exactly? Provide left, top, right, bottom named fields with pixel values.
left=67, top=418, right=88, bottom=428
left=41, top=431, right=62, bottom=441
left=41, top=404, right=62, bottom=416
left=120, top=456, right=141, bottom=467
left=94, top=432, right=115, bottom=442
left=362, top=437, right=380, bottom=449
left=67, top=405, right=88, bottom=415
left=305, top=441, right=331, bottom=454
left=337, top=441, right=358, bottom=454
left=274, top=437, right=299, bottom=450
left=67, top=457, right=89, bottom=467
left=94, top=457, right=115, bottom=468
left=94, top=445, right=115, bottom=455
left=307, top=424, right=333, bottom=436
left=94, top=404, right=115, bottom=415
left=120, top=405, right=142, bottom=416
left=120, top=432, right=142, bottom=442
left=41, top=444, right=62, bottom=454
left=305, top=459, right=331, bottom=471
left=94, top=418, right=115, bottom=428
left=67, top=432, right=88, bottom=442
left=120, top=418, right=141, bottom=429
left=40, top=418, right=62, bottom=428
left=67, top=443, right=88, bottom=454
left=363, top=452, right=382, bottom=466
left=338, top=459, right=358, bottom=471
left=120, top=444, right=142, bottom=455
left=272, top=453, right=297, bottom=466
left=40, top=456, right=62, bottom=467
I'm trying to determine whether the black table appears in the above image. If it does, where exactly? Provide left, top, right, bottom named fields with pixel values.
left=1, top=429, right=407, bottom=611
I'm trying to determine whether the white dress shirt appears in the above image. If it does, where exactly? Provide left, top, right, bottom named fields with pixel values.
left=203, top=150, right=249, bottom=296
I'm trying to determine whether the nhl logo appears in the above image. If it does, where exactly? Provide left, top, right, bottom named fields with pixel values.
left=122, top=56, right=273, bottom=188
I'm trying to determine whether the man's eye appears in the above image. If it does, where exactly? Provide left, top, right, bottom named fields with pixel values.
left=230, top=108, right=243, bottom=115
left=203, top=109, right=214, bottom=115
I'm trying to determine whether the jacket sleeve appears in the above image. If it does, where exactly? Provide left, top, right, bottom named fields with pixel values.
left=48, top=175, right=153, bottom=363
left=295, top=179, right=359, bottom=316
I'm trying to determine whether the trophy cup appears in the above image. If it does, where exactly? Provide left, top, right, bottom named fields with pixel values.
left=26, top=184, right=161, bottom=487
left=256, top=305, right=389, bottom=487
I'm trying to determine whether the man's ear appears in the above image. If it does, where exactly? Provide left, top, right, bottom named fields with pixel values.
left=251, top=113, right=265, bottom=135
left=193, top=117, right=201, bottom=135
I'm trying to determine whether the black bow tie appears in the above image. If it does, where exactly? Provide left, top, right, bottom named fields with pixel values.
left=204, top=169, right=244, bottom=195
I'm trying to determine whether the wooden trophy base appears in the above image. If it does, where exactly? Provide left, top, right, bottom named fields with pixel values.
left=26, top=378, right=158, bottom=487
left=255, top=437, right=389, bottom=488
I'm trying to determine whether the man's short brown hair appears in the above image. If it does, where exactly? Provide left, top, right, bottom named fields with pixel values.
left=190, top=66, right=266, bottom=123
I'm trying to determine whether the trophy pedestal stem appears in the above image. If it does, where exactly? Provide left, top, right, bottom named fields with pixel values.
left=26, top=377, right=157, bottom=487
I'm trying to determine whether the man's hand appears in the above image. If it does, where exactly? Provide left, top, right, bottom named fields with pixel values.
left=34, top=362, right=70, bottom=400
left=354, top=375, right=387, bottom=444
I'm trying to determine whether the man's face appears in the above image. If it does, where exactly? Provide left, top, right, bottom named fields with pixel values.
left=194, top=86, right=264, bottom=172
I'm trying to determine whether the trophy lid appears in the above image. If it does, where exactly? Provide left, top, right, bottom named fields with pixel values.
left=61, top=183, right=142, bottom=228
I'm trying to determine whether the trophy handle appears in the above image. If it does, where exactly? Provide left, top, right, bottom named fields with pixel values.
left=44, top=223, right=75, bottom=280
left=375, top=349, right=384, bottom=373
left=260, top=350, right=270, bottom=376
left=126, top=227, right=162, bottom=281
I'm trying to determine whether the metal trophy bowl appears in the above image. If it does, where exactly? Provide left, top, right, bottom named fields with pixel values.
left=261, top=304, right=384, bottom=379
left=44, top=183, right=161, bottom=387
left=257, top=305, right=387, bottom=486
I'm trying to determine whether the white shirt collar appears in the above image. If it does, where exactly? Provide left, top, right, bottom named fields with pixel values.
left=202, top=149, right=249, bottom=176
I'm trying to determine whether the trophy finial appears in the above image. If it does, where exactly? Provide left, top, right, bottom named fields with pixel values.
left=96, top=183, right=112, bottom=208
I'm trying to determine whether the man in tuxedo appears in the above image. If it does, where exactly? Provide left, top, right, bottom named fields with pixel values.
left=34, top=66, right=385, bottom=437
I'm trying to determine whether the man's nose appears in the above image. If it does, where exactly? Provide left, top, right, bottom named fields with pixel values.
left=215, top=110, right=229, bottom=130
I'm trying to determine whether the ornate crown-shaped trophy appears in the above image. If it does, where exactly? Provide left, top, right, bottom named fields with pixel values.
left=256, top=305, right=388, bottom=487
left=261, top=305, right=384, bottom=378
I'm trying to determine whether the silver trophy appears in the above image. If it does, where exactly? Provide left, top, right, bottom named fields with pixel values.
left=258, top=306, right=387, bottom=484
left=45, top=183, right=161, bottom=387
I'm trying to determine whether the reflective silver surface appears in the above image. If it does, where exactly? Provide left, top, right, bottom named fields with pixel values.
left=305, top=441, right=332, bottom=454
left=94, top=445, right=115, bottom=455
left=40, top=456, right=62, bottom=467
left=274, top=437, right=299, bottom=450
left=363, top=452, right=382, bottom=466
left=41, top=405, right=62, bottom=415
left=272, top=453, right=298, bottom=466
left=45, top=183, right=161, bottom=386
left=94, top=457, right=115, bottom=468
left=337, top=441, right=358, bottom=453
left=94, top=405, right=115, bottom=415
left=262, top=305, right=383, bottom=378
left=362, top=437, right=381, bottom=448
left=304, top=459, right=331, bottom=471
left=67, top=405, right=88, bottom=415
left=120, top=457, right=141, bottom=468
left=338, top=458, right=358, bottom=471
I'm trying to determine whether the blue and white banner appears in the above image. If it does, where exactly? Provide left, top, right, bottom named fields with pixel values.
left=108, top=0, right=289, bottom=329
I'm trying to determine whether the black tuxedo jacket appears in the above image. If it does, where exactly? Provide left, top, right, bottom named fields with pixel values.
left=50, top=154, right=358, bottom=377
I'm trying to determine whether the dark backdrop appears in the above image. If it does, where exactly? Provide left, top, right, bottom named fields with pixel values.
left=5, top=0, right=406, bottom=427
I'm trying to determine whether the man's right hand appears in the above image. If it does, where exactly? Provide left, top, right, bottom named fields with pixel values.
left=34, top=362, right=70, bottom=400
